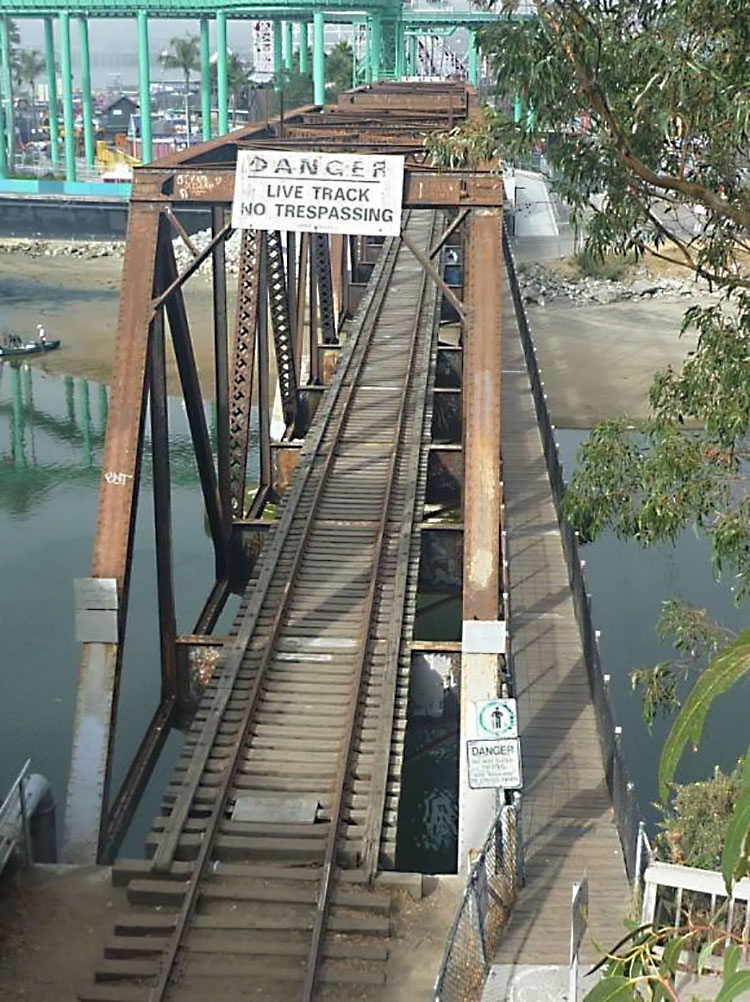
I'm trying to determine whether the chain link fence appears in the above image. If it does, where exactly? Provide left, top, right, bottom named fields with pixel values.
left=434, top=797, right=522, bottom=1002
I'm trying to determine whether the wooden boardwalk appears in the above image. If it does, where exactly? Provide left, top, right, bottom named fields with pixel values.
left=496, top=277, right=631, bottom=965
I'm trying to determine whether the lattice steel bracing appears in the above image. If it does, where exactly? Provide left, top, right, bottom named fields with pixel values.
left=266, top=229, right=298, bottom=428
left=313, top=232, right=337, bottom=345
left=228, top=228, right=262, bottom=516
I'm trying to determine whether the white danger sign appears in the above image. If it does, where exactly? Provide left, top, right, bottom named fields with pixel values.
left=467, top=738, right=523, bottom=790
left=231, top=149, right=405, bottom=236
left=474, top=698, right=518, bottom=739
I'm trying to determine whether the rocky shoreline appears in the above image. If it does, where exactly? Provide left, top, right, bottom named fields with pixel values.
left=518, top=260, right=714, bottom=307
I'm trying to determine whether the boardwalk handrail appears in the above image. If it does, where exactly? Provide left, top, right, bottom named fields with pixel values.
left=501, top=221, right=642, bottom=880
left=0, top=760, right=32, bottom=874
left=434, top=796, right=522, bottom=1002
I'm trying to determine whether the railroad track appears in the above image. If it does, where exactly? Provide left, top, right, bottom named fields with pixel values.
left=79, top=209, right=442, bottom=1002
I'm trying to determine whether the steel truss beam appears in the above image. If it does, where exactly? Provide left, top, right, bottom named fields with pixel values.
left=266, top=230, right=298, bottom=429
left=228, top=230, right=263, bottom=517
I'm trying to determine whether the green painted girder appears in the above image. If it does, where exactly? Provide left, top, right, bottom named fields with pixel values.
left=4, top=0, right=398, bottom=17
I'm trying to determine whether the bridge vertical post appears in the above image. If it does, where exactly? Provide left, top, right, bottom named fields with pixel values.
left=313, top=10, right=325, bottom=106
left=283, top=21, right=294, bottom=73
left=395, top=20, right=405, bottom=79
left=458, top=208, right=503, bottom=873
left=370, top=13, right=382, bottom=82
left=273, top=20, right=283, bottom=89
left=299, top=22, right=309, bottom=75
left=257, top=235, right=272, bottom=492
left=59, top=12, right=76, bottom=181
left=148, top=291, right=177, bottom=704
left=212, top=205, right=232, bottom=532
left=136, top=11, right=152, bottom=163
left=407, top=33, right=416, bottom=77
left=78, top=18, right=95, bottom=168
left=0, top=99, right=6, bottom=178
left=468, top=31, right=478, bottom=88
left=216, top=11, right=228, bottom=135
left=63, top=202, right=162, bottom=863
left=200, top=19, right=211, bottom=141
left=0, top=17, right=14, bottom=170
left=43, top=18, right=59, bottom=167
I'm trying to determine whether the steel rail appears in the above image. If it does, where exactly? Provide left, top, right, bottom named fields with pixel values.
left=147, top=216, right=414, bottom=1002
left=301, top=209, right=440, bottom=1000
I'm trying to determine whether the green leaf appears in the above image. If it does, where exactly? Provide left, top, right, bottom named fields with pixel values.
left=716, top=970, right=750, bottom=1002
left=659, top=632, right=750, bottom=801
left=582, top=975, right=637, bottom=1002
left=697, top=938, right=719, bottom=974
left=721, top=788, right=750, bottom=892
left=724, top=944, right=740, bottom=980
left=660, top=933, right=688, bottom=975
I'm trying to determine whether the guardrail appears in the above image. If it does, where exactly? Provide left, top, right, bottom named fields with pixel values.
left=0, top=760, right=33, bottom=875
left=642, top=860, right=750, bottom=958
left=434, top=796, right=522, bottom=1002
left=501, top=221, right=642, bottom=880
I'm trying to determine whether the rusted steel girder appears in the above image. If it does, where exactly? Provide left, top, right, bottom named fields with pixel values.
left=228, top=229, right=262, bottom=517
left=313, top=233, right=337, bottom=345
left=459, top=208, right=504, bottom=872
left=63, top=203, right=161, bottom=864
left=132, top=167, right=503, bottom=209
left=265, top=230, right=298, bottom=429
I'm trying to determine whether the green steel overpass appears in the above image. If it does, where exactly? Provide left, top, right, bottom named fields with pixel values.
left=0, top=3, right=504, bottom=185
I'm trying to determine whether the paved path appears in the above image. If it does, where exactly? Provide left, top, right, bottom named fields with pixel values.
left=496, top=275, right=631, bottom=965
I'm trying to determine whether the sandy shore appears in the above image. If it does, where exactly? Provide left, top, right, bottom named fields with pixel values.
left=527, top=296, right=700, bottom=427
left=0, top=250, right=703, bottom=426
left=0, top=253, right=233, bottom=399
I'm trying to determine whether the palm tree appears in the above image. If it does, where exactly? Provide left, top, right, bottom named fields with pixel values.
left=160, top=34, right=200, bottom=141
left=17, top=49, right=44, bottom=134
left=226, top=53, right=249, bottom=128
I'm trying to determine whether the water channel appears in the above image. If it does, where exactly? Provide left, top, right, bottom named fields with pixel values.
left=1, top=349, right=747, bottom=870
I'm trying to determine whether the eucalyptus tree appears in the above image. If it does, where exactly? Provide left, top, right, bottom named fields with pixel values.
left=161, top=34, right=200, bottom=140
left=467, top=2, right=750, bottom=995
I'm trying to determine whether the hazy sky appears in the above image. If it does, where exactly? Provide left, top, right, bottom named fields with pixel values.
left=17, top=6, right=474, bottom=90
left=19, top=18, right=258, bottom=88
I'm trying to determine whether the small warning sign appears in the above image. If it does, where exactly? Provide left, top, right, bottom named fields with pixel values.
left=232, top=149, right=405, bottom=236
left=467, top=738, right=523, bottom=790
left=474, top=698, right=518, bottom=739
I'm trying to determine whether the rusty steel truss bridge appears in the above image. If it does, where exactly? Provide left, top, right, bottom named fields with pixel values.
left=60, top=81, right=630, bottom=1001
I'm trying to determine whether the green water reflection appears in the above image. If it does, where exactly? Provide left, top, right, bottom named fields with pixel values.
left=0, top=362, right=254, bottom=854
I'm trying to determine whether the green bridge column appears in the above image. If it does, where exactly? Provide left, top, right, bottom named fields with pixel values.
left=1, top=17, right=15, bottom=169
left=468, top=31, right=478, bottom=88
left=513, top=95, right=523, bottom=124
left=78, top=19, right=94, bottom=168
left=0, top=100, right=7, bottom=178
left=370, top=13, right=382, bottom=83
left=395, top=21, right=405, bottom=79
left=299, top=22, right=308, bottom=75
left=59, top=12, right=76, bottom=181
left=216, top=11, right=228, bottom=134
left=200, top=19, right=211, bottom=141
left=407, top=33, right=416, bottom=76
left=313, top=10, right=325, bottom=106
left=43, top=18, right=59, bottom=167
left=283, top=21, right=293, bottom=73
left=137, top=11, right=152, bottom=163
left=272, top=21, right=282, bottom=88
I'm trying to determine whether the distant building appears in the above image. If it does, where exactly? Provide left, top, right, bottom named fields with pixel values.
left=100, top=95, right=138, bottom=142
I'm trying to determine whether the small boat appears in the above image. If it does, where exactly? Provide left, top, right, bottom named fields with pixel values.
left=0, top=337, right=61, bottom=359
